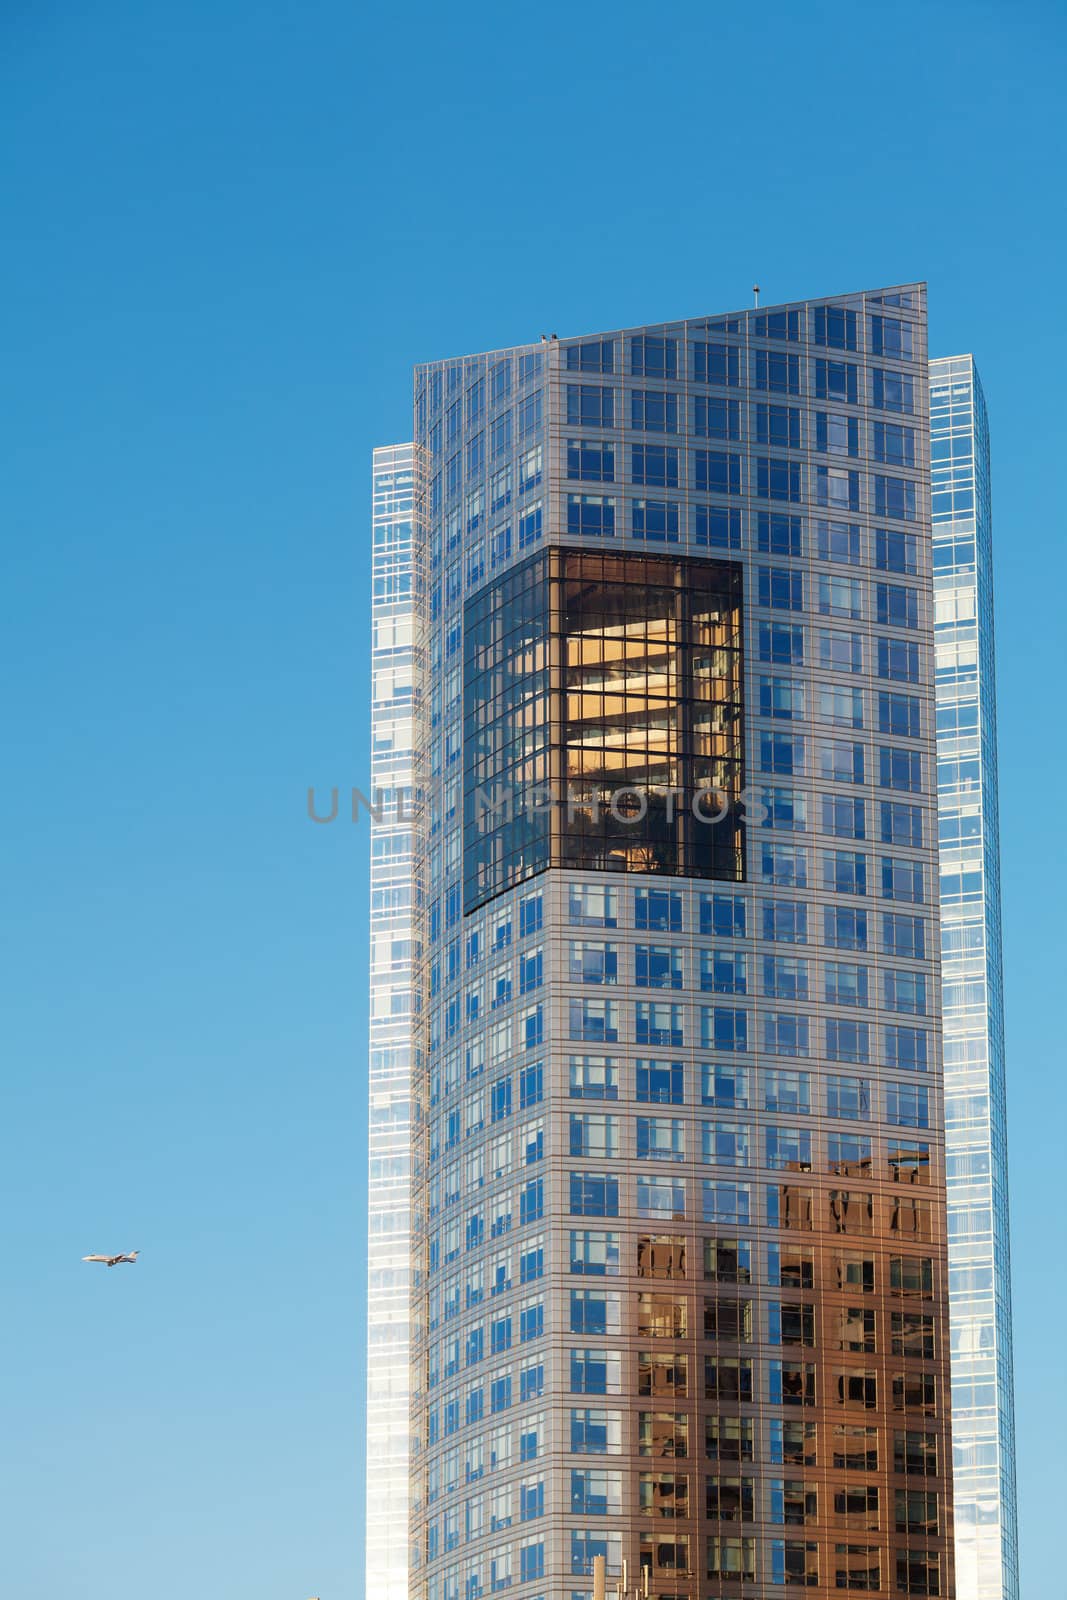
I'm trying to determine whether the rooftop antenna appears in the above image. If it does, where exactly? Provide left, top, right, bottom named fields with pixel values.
left=753, top=284, right=761, bottom=307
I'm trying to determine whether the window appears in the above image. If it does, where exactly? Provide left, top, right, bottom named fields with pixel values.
left=567, top=384, right=614, bottom=427
left=891, top=1255, right=934, bottom=1297
left=873, top=421, right=916, bottom=467
left=568, top=939, right=619, bottom=985
left=755, top=309, right=801, bottom=341
left=872, top=365, right=914, bottom=413
left=756, top=402, right=801, bottom=449
left=632, top=443, right=678, bottom=487
left=569, top=1055, right=619, bottom=1100
left=825, top=1019, right=870, bottom=1065
left=816, top=465, right=859, bottom=511
left=876, top=528, right=919, bottom=574
left=634, top=887, right=682, bottom=932
left=817, top=574, right=862, bottom=620
left=870, top=315, right=914, bottom=359
left=818, top=629, right=862, bottom=673
left=817, top=519, right=860, bottom=563
left=824, top=961, right=869, bottom=1007
left=638, top=1001, right=684, bottom=1046
left=701, top=1120, right=751, bottom=1167
left=695, top=504, right=741, bottom=549
left=762, top=955, right=809, bottom=1000
left=823, top=850, right=867, bottom=895
left=757, top=456, right=802, bottom=502
left=704, top=1355, right=754, bottom=1401
left=637, top=1177, right=686, bottom=1220
left=822, top=796, right=865, bottom=840
left=764, top=1069, right=811, bottom=1115
left=638, top=1233, right=688, bottom=1280
left=881, top=858, right=924, bottom=903
left=815, top=411, right=859, bottom=455
left=760, top=675, right=804, bottom=721
left=877, top=636, right=919, bottom=682
left=569, top=1287, right=621, bottom=1336
left=693, top=341, right=740, bottom=385
left=567, top=493, right=615, bottom=537
left=707, top=1537, right=756, bottom=1582
left=700, top=1006, right=747, bottom=1051
left=874, top=474, right=917, bottom=521
left=762, top=841, right=808, bottom=890
left=639, top=1411, right=689, bottom=1458
left=570, top=1230, right=621, bottom=1275
left=567, top=339, right=615, bottom=373
left=704, top=1237, right=752, bottom=1284
left=763, top=900, right=807, bottom=943
left=637, top=1058, right=685, bottom=1104
left=813, top=304, right=858, bottom=350
left=892, top=1311, right=935, bottom=1358
left=567, top=438, right=615, bottom=482
left=754, top=350, right=801, bottom=394
left=759, top=566, right=804, bottom=611
left=569, top=1113, right=620, bottom=1159
left=570, top=1407, right=622, bottom=1455
left=701, top=948, right=748, bottom=993
left=818, top=738, right=864, bottom=784
left=639, top=1470, right=689, bottom=1519
left=766, top=1125, right=812, bottom=1171
left=876, top=585, right=921, bottom=627
left=570, top=1466, right=623, bottom=1518
left=894, top=1430, right=938, bottom=1476
left=883, top=914, right=925, bottom=960
left=884, top=970, right=927, bottom=1016
left=706, top=1472, right=755, bottom=1519
left=702, top=1181, right=751, bottom=1226
left=826, top=1076, right=871, bottom=1120
left=758, top=511, right=803, bottom=556
left=569, top=1173, right=619, bottom=1217
left=569, top=883, right=618, bottom=927
left=637, top=1116, right=686, bottom=1162
left=701, top=1062, right=750, bottom=1110
left=569, top=998, right=620, bottom=1042
left=633, top=498, right=680, bottom=542
left=760, top=732, right=804, bottom=774
left=814, top=358, right=858, bottom=403
left=885, top=1025, right=928, bottom=1072
left=632, top=390, right=678, bottom=431
left=572, top=1350, right=620, bottom=1401
left=693, top=394, right=741, bottom=438
left=759, top=621, right=804, bottom=665
left=878, top=691, right=920, bottom=738
left=631, top=334, right=677, bottom=378
left=695, top=449, right=742, bottom=495
left=885, top=1082, right=929, bottom=1129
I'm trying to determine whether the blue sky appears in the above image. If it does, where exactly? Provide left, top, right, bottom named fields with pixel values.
left=1, top=2, right=1063, bottom=1595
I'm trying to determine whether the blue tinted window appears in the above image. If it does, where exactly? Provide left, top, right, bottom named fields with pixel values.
left=693, top=342, right=740, bottom=385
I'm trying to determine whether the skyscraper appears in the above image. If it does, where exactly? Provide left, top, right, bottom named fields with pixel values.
left=366, top=443, right=417, bottom=1599
left=372, top=286, right=960, bottom=1600
left=930, top=357, right=1018, bottom=1600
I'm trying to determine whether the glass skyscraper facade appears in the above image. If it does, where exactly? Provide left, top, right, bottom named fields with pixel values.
left=366, top=443, right=417, bottom=1599
left=930, top=357, right=1018, bottom=1600
left=372, top=286, right=963, bottom=1600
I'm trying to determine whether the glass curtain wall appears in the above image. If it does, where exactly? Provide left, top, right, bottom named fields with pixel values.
left=930, top=357, right=1018, bottom=1600
left=367, top=442, right=417, bottom=1600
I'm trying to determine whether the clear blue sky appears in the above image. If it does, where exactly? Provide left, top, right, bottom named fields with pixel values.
left=1, top=2, right=1062, bottom=1595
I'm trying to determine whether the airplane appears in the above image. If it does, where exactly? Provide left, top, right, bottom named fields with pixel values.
left=82, top=1250, right=139, bottom=1267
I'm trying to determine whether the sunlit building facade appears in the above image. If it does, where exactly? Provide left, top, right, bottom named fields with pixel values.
left=374, top=287, right=963, bottom=1600
left=366, top=443, right=418, bottom=1599
left=930, top=357, right=1018, bottom=1600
